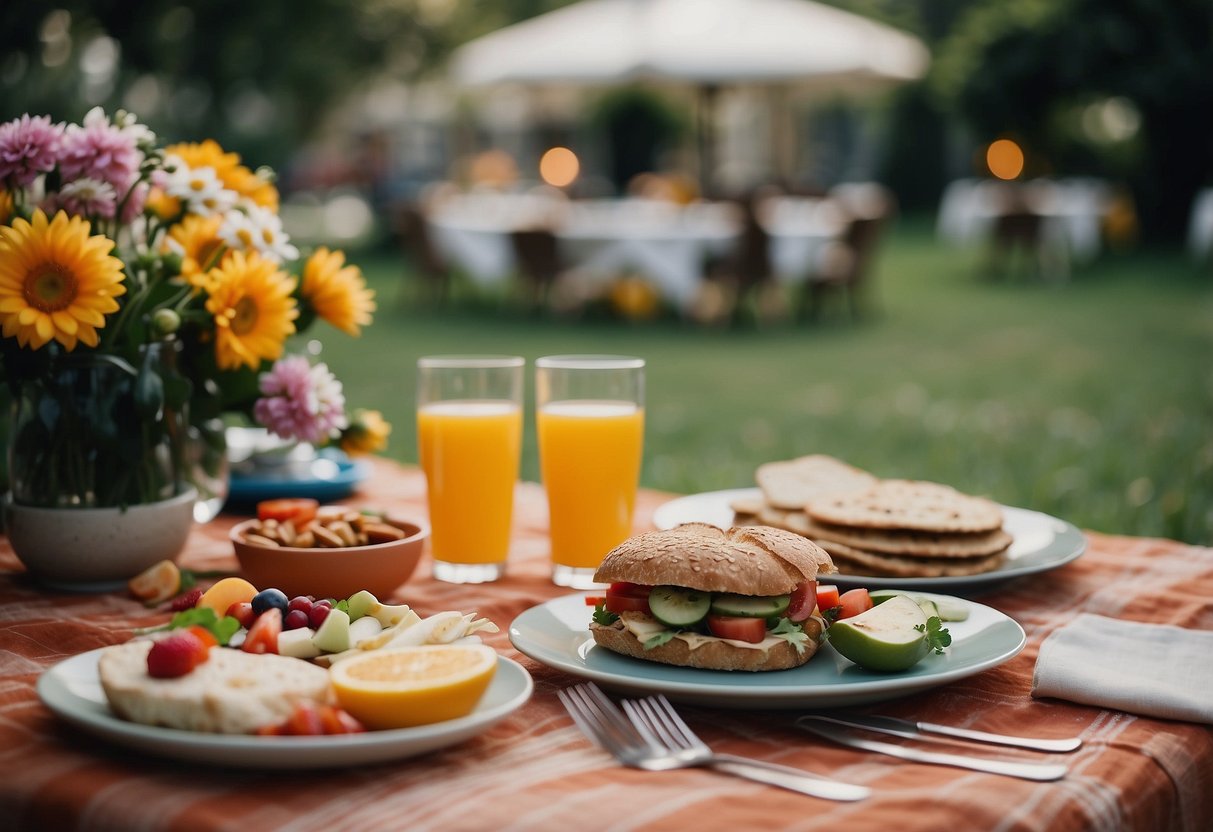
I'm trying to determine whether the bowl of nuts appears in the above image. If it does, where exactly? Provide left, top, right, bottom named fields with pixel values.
left=230, top=504, right=428, bottom=599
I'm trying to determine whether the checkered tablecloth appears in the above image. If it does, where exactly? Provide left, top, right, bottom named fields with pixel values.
left=2, top=458, right=1210, bottom=832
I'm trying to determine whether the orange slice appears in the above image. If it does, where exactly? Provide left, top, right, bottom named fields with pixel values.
left=128, top=560, right=181, bottom=604
left=330, top=644, right=497, bottom=729
left=197, top=576, right=259, bottom=617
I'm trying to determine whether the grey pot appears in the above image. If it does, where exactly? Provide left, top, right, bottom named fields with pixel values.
left=4, top=488, right=197, bottom=591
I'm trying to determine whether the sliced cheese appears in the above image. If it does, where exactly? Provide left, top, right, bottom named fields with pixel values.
left=619, top=613, right=785, bottom=653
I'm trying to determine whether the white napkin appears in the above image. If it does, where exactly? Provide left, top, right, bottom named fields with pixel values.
left=1032, top=613, right=1213, bottom=724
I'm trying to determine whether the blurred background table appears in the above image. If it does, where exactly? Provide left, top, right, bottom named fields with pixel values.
left=1, top=457, right=1211, bottom=832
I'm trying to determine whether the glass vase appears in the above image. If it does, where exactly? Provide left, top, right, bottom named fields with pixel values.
left=7, top=344, right=186, bottom=508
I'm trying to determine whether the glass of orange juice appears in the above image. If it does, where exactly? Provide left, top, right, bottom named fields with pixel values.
left=417, top=356, right=524, bottom=583
left=536, top=355, right=645, bottom=588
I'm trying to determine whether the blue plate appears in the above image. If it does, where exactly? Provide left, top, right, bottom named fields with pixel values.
left=226, top=452, right=371, bottom=504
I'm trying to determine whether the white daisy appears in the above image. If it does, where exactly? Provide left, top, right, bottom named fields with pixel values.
left=161, top=154, right=237, bottom=217
left=219, top=204, right=298, bottom=263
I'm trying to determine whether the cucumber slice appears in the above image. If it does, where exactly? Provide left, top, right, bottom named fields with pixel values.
left=870, top=589, right=969, bottom=622
left=710, top=592, right=791, bottom=618
left=648, top=586, right=712, bottom=627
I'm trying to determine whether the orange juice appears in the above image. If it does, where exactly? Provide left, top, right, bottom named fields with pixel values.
left=417, top=400, right=522, bottom=563
left=538, top=400, right=645, bottom=569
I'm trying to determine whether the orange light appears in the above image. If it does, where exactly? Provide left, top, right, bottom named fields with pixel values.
left=986, top=139, right=1025, bottom=180
left=539, top=147, right=579, bottom=188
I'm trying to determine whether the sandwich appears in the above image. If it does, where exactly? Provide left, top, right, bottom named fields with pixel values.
left=589, top=522, right=836, bottom=672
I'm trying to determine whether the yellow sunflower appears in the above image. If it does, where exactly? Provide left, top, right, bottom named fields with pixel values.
left=340, top=409, right=391, bottom=456
left=145, top=185, right=181, bottom=220
left=204, top=250, right=298, bottom=370
left=301, top=247, right=376, bottom=336
left=166, top=139, right=280, bottom=210
left=165, top=214, right=226, bottom=289
left=0, top=209, right=126, bottom=351
left=0, top=190, right=12, bottom=225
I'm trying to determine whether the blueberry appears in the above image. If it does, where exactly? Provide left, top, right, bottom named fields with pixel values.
left=251, top=588, right=289, bottom=616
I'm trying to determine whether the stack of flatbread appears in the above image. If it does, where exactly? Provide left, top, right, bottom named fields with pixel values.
left=732, top=456, right=1011, bottom=578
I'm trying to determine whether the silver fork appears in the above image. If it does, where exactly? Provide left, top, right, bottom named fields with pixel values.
left=558, top=684, right=869, bottom=801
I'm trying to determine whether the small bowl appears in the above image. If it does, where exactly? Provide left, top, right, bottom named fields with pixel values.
left=230, top=517, right=428, bottom=600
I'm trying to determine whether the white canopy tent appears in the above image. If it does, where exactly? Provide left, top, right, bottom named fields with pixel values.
left=450, top=0, right=929, bottom=190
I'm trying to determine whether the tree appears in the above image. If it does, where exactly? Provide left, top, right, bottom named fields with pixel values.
left=934, top=0, right=1213, bottom=242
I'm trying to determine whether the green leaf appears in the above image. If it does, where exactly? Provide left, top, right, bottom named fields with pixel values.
left=335, top=599, right=350, bottom=615
left=592, top=601, right=620, bottom=626
left=167, top=607, right=242, bottom=646
left=822, top=605, right=842, bottom=624
left=643, top=629, right=678, bottom=650
left=914, top=616, right=953, bottom=654
left=770, top=617, right=810, bottom=656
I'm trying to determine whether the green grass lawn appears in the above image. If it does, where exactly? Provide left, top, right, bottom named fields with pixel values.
left=311, top=219, right=1213, bottom=544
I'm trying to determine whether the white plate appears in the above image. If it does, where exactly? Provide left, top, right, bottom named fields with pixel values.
left=510, top=592, right=1025, bottom=709
left=37, top=649, right=533, bottom=769
left=652, top=488, right=1086, bottom=593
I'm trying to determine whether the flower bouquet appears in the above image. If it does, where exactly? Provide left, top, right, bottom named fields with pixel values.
left=0, top=108, right=390, bottom=515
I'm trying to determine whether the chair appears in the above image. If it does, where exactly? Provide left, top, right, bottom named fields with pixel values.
left=799, top=184, right=896, bottom=321
left=509, top=228, right=562, bottom=311
left=985, top=183, right=1069, bottom=281
left=394, top=203, right=449, bottom=305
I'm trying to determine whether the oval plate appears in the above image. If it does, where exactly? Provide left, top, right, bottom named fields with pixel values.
left=651, top=488, right=1086, bottom=593
left=37, top=650, right=532, bottom=768
left=510, top=592, right=1024, bottom=709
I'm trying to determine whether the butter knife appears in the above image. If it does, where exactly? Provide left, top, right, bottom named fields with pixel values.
left=803, top=713, right=1081, bottom=753
left=796, top=718, right=1069, bottom=782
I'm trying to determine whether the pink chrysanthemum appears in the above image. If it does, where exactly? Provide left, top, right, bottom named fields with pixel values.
left=253, top=355, right=348, bottom=445
left=0, top=115, right=64, bottom=188
left=58, top=108, right=142, bottom=195
left=54, top=177, right=118, bottom=219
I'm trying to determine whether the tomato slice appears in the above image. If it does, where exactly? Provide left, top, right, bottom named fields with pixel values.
left=786, top=580, right=819, bottom=622
left=838, top=588, right=873, bottom=620
left=257, top=498, right=319, bottom=524
left=584, top=596, right=606, bottom=607
left=706, top=614, right=768, bottom=644
left=242, top=607, right=282, bottom=654
left=605, top=582, right=652, bottom=615
left=816, top=584, right=841, bottom=614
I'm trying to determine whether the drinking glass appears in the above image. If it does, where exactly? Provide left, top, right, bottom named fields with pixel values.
left=417, top=356, right=524, bottom=583
left=536, top=355, right=645, bottom=588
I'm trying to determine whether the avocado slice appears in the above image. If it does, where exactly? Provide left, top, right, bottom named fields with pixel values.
left=827, top=595, right=931, bottom=671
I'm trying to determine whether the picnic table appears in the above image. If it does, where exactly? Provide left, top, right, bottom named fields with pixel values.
left=2, top=457, right=1211, bottom=832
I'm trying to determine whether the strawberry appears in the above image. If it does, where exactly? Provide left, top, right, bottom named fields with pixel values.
left=169, top=588, right=203, bottom=612
left=146, top=631, right=209, bottom=678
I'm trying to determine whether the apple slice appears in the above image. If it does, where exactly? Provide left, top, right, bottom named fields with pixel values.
left=827, top=595, right=931, bottom=671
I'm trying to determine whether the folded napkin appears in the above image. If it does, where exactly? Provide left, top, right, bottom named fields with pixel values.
left=1032, top=613, right=1213, bottom=724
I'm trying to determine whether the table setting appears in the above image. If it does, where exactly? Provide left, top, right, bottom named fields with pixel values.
left=0, top=109, right=1210, bottom=832
left=3, top=345, right=1213, bottom=830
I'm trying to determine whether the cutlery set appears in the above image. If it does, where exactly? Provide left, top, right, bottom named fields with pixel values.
left=560, top=683, right=1083, bottom=800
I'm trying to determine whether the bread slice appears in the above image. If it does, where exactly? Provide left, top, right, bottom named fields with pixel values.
left=756, top=455, right=877, bottom=510
left=99, top=640, right=332, bottom=734
left=593, top=522, right=833, bottom=596
left=590, top=618, right=821, bottom=672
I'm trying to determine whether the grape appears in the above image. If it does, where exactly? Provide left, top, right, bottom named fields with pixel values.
left=287, top=596, right=313, bottom=615
left=308, top=604, right=331, bottom=629
left=314, top=599, right=333, bottom=610
left=283, top=609, right=310, bottom=631
left=251, top=588, right=288, bottom=616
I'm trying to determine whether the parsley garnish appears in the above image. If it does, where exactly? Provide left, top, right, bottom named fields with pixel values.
left=592, top=601, right=620, bottom=626
left=821, top=605, right=842, bottom=625
left=643, top=630, right=677, bottom=650
left=769, top=618, right=810, bottom=656
left=914, top=616, right=952, bottom=654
